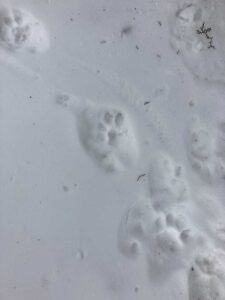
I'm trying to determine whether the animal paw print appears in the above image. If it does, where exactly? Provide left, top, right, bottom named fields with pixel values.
left=148, top=154, right=189, bottom=212
left=78, top=106, right=138, bottom=172
left=56, top=94, right=138, bottom=172
left=97, top=109, right=127, bottom=147
left=190, top=128, right=213, bottom=161
left=188, top=120, right=225, bottom=184
left=118, top=200, right=154, bottom=258
left=171, top=3, right=206, bottom=53
left=0, top=5, right=49, bottom=52
left=149, top=212, right=197, bottom=270
left=118, top=199, right=199, bottom=275
left=189, top=250, right=225, bottom=300
left=171, top=1, right=225, bottom=83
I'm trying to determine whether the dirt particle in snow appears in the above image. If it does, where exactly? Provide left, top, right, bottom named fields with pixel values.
left=137, top=174, right=146, bottom=182
left=121, top=25, right=133, bottom=37
left=76, top=249, right=84, bottom=261
left=157, top=20, right=162, bottom=27
left=134, top=286, right=140, bottom=293
left=196, top=22, right=215, bottom=49
left=62, top=185, right=69, bottom=192
left=189, top=100, right=194, bottom=107
left=156, top=54, right=161, bottom=59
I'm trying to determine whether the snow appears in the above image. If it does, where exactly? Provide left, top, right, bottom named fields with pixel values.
left=1, top=0, right=225, bottom=299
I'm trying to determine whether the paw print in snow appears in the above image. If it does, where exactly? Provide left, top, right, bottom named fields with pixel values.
left=0, top=5, right=49, bottom=52
left=98, top=110, right=126, bottom=147
left=190, top=128, right=213, bottom=161
left=148, top=212, right=197, bottom=270
left=148, top=154, right=189, bottom=212
left=118, top=199, right=199, bottom=275
left=118, top=200, right=155, bottom=258
left=188, top=120, right=225, bottom=184
left=78, top=106, right=139, bottom=172
left=171, top=1, right=225, bottom=83
left=189, top=250, right=225, bottom=300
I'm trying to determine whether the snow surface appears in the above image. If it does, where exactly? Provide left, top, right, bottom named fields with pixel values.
left=1, top=0, right=225, bottom=299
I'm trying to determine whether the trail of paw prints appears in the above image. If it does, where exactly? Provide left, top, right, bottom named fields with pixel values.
left=170, top=0, right=225, bottom=84
left=118, top=150, right=225, bottom=300
left=188, top=249, right=225, bottom=300
left=118, top=197, right=202, bottom=279
left=187, top=118, right=225, bottom=185
left=0, top=4, right=49, bottom=53
left=56, top=93, right=139, bottom=173
left=117, top=147, right=225, bottom=295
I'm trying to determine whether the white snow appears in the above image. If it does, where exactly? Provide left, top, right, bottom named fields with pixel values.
left=1, top=0, right=225, bottom=299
